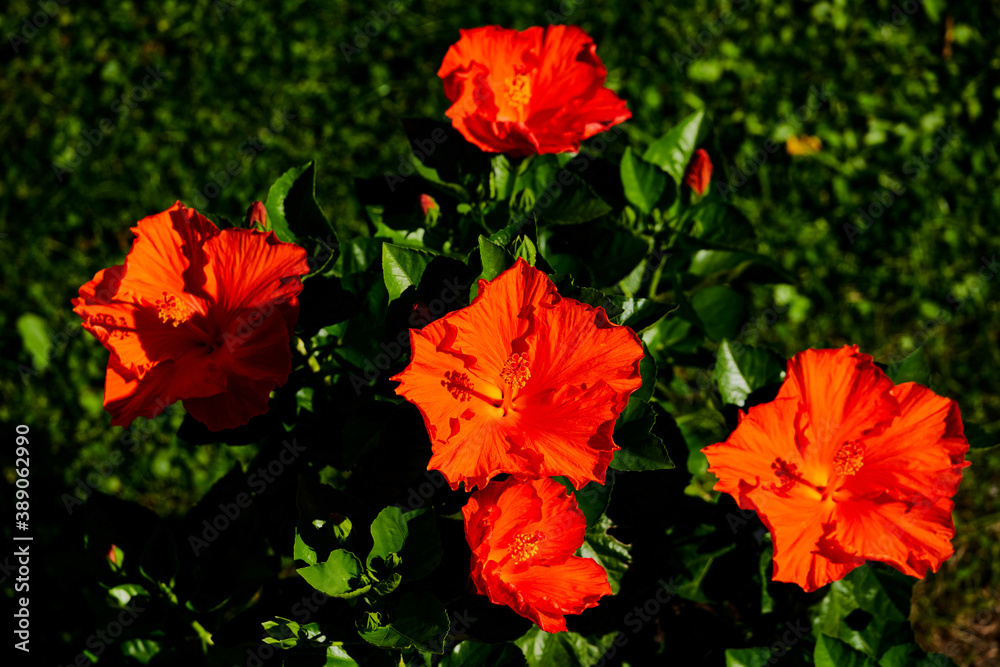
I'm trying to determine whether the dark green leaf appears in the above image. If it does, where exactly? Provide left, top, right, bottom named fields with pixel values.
left=400, top=508, right=443, bottom=581
left=964, top=423, right=997, bottom=450
left=478, top=234, right=513, bottom=282
left=515, top=627, right=619, bottom=667
left=579, top=515, right=631, bottom=595
left=812, top=565, right=916, bottom=659
left=691, top=285, right=746, bottom=341
left=620, top=146, right=667, bottom=214
left=814, top=635, right=877, bottom=667
left=492, top=155, right=515, bottom=201
left=886, top=348, right=931, bottom=386
left=878, top=643, right=958, bottom=667
left=382, top=243, right=436, bottom=302
left=687, top=248, right=794, bottom=282
left=643, top=109, right=705, bottom=182
left=554, top=474, right=613, bottom=529
left=611, top=407, right=673, bottom=471
left=264, top=161, right=337, bottom=244
left=441, top=641, right=527, bottom=667
left=359, top=592, right=450, bottom=653
left=610, top=298, right=675, bottom=333
left=611, top=350, right=674, bottom=471
left=680, top=198, right=755, bottom=247
left=713, top=340, right=786, bottom=406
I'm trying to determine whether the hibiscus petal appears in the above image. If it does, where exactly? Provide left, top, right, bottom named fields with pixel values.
left=182, top=377, right=278, bottom=432
left=848, top=382, right=970, bottom=501
left=703, top=397, right=804, bottom=504
left=201, top=227, right=309, bottom=320
left=502, top=556, right=611, bottom=632
left=103, top=353, right=227, bottom=427
left=514, top=382, right=621, bottom=489
left=117, top=202, right=220, bottom=303
left=778, top=346, right=898, bottom=474
left=819, top=493, right=957, bottom=579
left=747, top=487, right=858, bottom=592
left=529, top=295, right=642, bottom=414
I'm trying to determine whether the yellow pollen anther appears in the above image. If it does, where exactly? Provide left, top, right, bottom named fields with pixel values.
left=500, top=353, right=531, bottom=389
left=504, top=73, right=532, bottom=110
left=833, top=441, right=865, bottom=476
left=510, top=531, right=545, bottom=564
left=155, top=292, right=193, bottom=327
left=442, top=370, right=474, bottom=402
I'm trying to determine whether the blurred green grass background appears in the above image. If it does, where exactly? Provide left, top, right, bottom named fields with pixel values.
left=2, top=0, right=998, bottom=662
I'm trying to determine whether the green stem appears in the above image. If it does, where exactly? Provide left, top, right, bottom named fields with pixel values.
left=191, top=619, right=214, bottom=652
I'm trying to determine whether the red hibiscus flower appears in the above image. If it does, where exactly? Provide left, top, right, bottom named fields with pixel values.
left=463, top=476, right=611, bottom=632
left=391, top=258, right=643, bottom=491
left=73, top=202, right=309, bottom=432
left=683, top=148, right=712, bottom=195
left=702, top=346, right=970, bottom=592
left=438, top=25, right=631, bottom=156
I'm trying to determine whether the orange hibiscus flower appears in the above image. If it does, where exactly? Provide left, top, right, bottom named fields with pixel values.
left=391, top=258, right=643, bottom=491
left=702, top=346, right=970, bottom=592
left=463, top=476, right=611, bottom=632
left=73, top=202, right=309, bottom=431
left=438, top=25, right=631, bottom=156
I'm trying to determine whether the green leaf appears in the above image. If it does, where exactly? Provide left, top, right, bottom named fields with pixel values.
left=293, top=530, right=318, bottom=566
left=555, top=474, right=613, bottom=528
left=359, top=591, right=450, bottom=653
left=687, top=247, right=794, bottom=282
left=264, top=161, right=336, bottom=245
left=812, top=566, right=916, bottom=659
left=724, top=648, right=774, bottom=667
left=400, top=508, right=443, bottom=581
left=441, top=641, right=527, bottom=667
left=886, top=348, right=931, bottom=386
left=107, top=583, right=150, bottom=606
left=690, top=285, right=746, bottom=341
left=297, top=549, right=370, bottom=598
left=322, top=646, right=360, bottom=666
left=643, top=109, right=706, bottom=183
left=368, top=506, right=408, bottom=569
left=964, top=423, right=997, bottom=450
left=611, top=351, right=674, bottom=471
left=680, top=198, right=755, bottom=247
left=578, top=515, right=631, bottom=595
left=620, top=146, right=667, bottom=214
left=814, top=635, right=877, bottom=667
left=382, top=243, right=436, bottom=303
left=713, top=340, right=786, bottom=406
left=478, top=234, right=512, bottom=281
left=610, top=298, right=675, bottom=333
left=513, top=235, right=537, bottom=266
left=16, top=313, right=51, bottom=371
left=670, top=526, right=736, bottom=603
left=491, top=155, right=515, bottom=201
left=611, top=407, right=672, bottom=471
left=120, top=639, right=162, bottom=664
left=526, top=169, right=612, bottom=226
left=878, top=643, right=958, bottom=667
left=515, top=627, right=619, bottom=667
